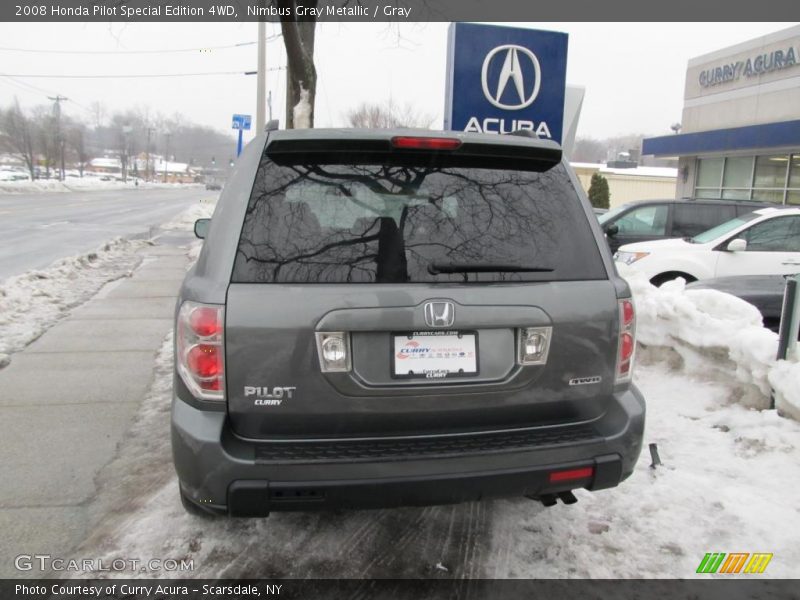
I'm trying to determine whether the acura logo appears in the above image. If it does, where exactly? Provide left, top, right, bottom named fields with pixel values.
left=423, top=301, right=455, bottom=328
left=481, top=45, right=541, bottom=110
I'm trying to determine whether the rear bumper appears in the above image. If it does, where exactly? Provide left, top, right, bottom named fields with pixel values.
left=171, top=386, right=645, bottom=516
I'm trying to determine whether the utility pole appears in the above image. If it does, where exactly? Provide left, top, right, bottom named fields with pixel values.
left=48, top=95, right=68, bottom=181
left=163, top=132, right=171, bottom=184
left=121, top=124, right=132, bottom=183
left=256, top=20, right=267, bottom=132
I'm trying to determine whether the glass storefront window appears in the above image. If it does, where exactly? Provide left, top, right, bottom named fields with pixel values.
left=722, top=189, right=751, bottom=200
left=790, top=155, right=800, bottom=189
left=722, top=156, right=753, bottom=188
left=753, top=155, right=789, bottom=189
left=752, top=189, right=784, bottom=203
left=696, top=158, right=723, bottom=188
left=694, top=154, right=798, bottom=204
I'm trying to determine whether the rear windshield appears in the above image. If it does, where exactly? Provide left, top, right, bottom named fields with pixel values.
left=231, top=159, right=606, bottom=284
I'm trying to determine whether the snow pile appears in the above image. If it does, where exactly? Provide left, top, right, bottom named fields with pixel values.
left=293, top=87, right=312, bottom=129
left=162, top=200, right=216, bottom=231
left=769, top=360, right=800, bottom=422
left=621, top=265, right=800, bottom=418
left=0, top=237, right=145, bottom=361
left=0, top=178, right=202, bottom=195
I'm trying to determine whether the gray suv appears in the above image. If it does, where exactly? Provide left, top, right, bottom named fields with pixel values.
left=172, top=128, right=645, bottom=517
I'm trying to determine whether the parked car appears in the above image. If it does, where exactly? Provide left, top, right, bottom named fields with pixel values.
left=615, top=207, right=800, bottom=286
left=172, top=128, right=645, bottom=517
left=686, top=275, right=791, bottom=332
left=598, top=198, right=766, bottom=253
left=205, top=180, right=222, bottom=191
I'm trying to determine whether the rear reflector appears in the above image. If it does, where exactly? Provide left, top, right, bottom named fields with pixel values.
left=549, top=467, right=594, bottom=483
left=391, top=136, right=462, bottom=150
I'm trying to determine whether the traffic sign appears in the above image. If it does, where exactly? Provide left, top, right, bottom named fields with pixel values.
left=232, top=114, right=252, bottom=130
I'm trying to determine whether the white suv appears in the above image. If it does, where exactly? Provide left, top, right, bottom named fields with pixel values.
left=615, top=207, right=800, bottom=286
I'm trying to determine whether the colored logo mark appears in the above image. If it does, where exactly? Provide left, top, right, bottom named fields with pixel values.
left=696, top=552, right=772, bottom=574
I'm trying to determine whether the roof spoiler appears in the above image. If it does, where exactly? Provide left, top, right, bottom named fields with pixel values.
left=265, top=129, right=562, bottom=171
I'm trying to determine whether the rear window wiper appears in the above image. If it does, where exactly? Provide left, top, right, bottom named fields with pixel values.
left=428, top=262, right=554, bottom=275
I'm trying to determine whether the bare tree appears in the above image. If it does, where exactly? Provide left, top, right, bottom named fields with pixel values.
left=278, top=1, right=318, bottom=129
left=68, top=123, right=90, bottom=177
left=89, top=101, right=106, bottom=129
left=0, top=99, right=38, bottom=179
left=31, top=105, right=58, bottom=179
left=346, top=99, right=434, bottom=129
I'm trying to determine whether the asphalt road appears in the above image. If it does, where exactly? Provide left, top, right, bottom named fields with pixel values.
left=0, top=187, right=204, bottom=281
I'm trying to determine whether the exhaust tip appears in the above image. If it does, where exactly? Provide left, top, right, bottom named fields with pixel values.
left=558, top=491, right=578, bottom=505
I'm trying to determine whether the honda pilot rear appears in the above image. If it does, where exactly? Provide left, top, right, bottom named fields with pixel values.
left=171, top=129, right=645, bottom=517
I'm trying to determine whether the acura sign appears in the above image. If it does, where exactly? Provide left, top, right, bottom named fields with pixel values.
left=444, top=23, right=568, bottom=143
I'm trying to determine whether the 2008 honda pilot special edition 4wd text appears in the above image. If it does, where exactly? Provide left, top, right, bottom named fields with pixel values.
left=171, top=128, right=645, bottom=517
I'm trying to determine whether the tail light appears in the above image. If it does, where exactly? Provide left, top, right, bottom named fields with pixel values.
left=616, top=299, right=636, bottom=383
left=177, top=301, right=224, bottom=401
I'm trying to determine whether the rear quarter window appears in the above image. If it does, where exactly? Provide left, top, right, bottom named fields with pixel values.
left=231, top=159, right=606, bottom=284
left=672, top=204, right=736, bottom=237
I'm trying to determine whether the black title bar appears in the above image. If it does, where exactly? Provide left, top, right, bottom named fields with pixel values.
left=3, top=0, right=800, bottom=22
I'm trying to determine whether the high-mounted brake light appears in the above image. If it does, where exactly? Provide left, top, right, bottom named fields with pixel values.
left=391, top=136, right=462, bottom=150
left=177, top=301, right=225, bottom=401
left=616, top=299, right=636, bottom=383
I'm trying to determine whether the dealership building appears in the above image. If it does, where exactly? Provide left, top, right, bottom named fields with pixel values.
left=642, top=25, right=800, bottom=205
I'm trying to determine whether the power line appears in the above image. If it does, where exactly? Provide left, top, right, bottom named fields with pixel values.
left=0, top=41, right=248, bottom=55
left=0, top=68, right=286, bottom=79
left=0, top=35, right=282, bottom=55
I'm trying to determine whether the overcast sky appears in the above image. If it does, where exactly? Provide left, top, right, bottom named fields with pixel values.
left=0, top=21, right=795, bottom=148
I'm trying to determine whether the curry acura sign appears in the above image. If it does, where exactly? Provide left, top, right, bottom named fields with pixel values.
left=698, top=45, right=798, bottom=88
left=444, top=23, right=568, bottom=142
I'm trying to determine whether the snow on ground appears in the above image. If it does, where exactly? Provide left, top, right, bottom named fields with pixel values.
left=71, top=344, right=800, bottom=579
left=0, top=237, right=146, bottom=364
left=489, top=361, right=800, bottom=578
left=0, top=178, right=202, bottom=195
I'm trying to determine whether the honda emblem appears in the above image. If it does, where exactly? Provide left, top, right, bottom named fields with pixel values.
left=423, top=301, right=455, bottom=328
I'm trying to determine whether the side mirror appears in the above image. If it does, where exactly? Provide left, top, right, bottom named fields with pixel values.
left=726, top=238, right=747, bottom=252
left=605, top=224, right=619, bottom=237
left=194, top=218, right=210, bottom=240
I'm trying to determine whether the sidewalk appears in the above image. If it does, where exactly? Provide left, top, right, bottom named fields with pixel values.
left=0, top=237, right=191, bottom=578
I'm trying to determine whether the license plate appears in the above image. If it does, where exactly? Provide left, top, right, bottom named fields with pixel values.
left=392, top=331, right=478, bottom=379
